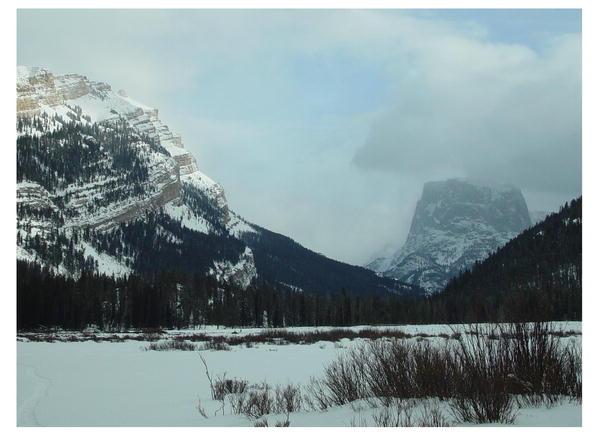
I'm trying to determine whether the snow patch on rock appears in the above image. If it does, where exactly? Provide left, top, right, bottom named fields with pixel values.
left=80, top=241, right=131, bottom=278
left=164, top=202, right=211, bottom=235
left=209, top=247, right=257, bottom=289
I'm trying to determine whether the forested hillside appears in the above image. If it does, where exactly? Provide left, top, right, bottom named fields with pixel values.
left=17, top=260, right=422, bottom=330
left=422, top=197, right=582, bottom=322
left=17, top=198, right=581, bottom=330
left=241, top=226, right=420, bottom=297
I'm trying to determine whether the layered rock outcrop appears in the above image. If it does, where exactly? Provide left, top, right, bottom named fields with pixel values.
left=16, top=66, right=230, bottom=230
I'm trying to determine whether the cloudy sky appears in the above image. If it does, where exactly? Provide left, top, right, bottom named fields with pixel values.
left=17, top=9, right=581, bottom=265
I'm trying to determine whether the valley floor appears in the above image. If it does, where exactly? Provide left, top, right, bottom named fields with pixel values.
left=17, top=323, right=582, bottom=427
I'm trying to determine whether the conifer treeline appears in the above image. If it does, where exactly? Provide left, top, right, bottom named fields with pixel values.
left=17, top=260, right=423, bottom=330
left=17, top=197, right=581, bottom=330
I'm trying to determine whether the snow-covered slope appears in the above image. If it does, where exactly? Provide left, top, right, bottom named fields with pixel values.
left=17, top=66, right=227, bottom=223
left=17, top=66, right=256, bottom=285
left=364, top=243, right=398, bottom=275
left=17, top=322, right=581, bottom=427
left=367, top=178, right=532, bottom=294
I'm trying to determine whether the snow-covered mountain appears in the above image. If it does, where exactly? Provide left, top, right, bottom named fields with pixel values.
left=17, top=65, right=227, bottom=225
left=366, top=178, right=532, bottom=294
left=17, top=66, right=255, bottom=286
left=364, top=243, right=398, bottom=276
left=17, top=66, right=419, bottom=297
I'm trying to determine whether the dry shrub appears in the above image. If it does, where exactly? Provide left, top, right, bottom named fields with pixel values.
left=196, top=399, right=208, bottom=418
left=314, top=339, right=454, bottom=407
left=228, top=382, right=303, bottom=419
left=242, top=383, right=273, bottom=418
left=309, top=322, right=581, bottom=425
left=274, top=384, right=303, bottom=414
left=194, top=322, right=580, bottom=426
left=370, top=399, right=450, bottom=427
left=367, top=340, right=455, bottom=402
left=213, top=376, right=248, bottom=402
left=418, top=400, right=450, bottom=427
left=500, top=322, right=580, bottom=398
left=144, top=339, right=196, bottom=351
left=316, top=346, right=370, bottom=406
left=450, top=324, right=517, bottom=424
left=305, top=377, right=332, bottom=411
left=372, top=399, right=416, bottom=427
left=412, top=343, right=456, bottom=399
left=202, top=341, right=231, bottom=351
left=253, top=419, right=269, bottom=427
left=365, top=340, right=416, bottom=402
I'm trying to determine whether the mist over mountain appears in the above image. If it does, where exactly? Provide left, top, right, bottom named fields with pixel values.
left=366, top=178, right=533, bottom=293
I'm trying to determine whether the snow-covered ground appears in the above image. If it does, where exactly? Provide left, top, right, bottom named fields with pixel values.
left=17, top=323, right=582, bottom=427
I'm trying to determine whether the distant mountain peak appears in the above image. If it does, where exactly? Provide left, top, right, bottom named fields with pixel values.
left=366, top=177, right=532, bottom=293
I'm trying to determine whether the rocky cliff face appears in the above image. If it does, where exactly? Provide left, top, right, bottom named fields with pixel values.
left=17, top=67, right=109, bottom=112
left=367, top=178, right=532, bottom=294
left=17, top=66, right=248, bottom=284
left=16, top=66, right=233, bottom=226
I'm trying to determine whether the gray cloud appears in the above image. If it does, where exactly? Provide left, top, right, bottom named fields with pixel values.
left=353, top=33, right=581, bottom=200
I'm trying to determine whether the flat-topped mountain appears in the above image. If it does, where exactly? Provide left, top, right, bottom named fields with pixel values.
left=367, top=178, right=532, bottom=293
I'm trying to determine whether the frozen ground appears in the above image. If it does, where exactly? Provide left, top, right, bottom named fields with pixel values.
left=17, top=322, right=582, bottom=427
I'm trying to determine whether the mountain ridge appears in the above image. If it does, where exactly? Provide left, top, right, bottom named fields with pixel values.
left=16, top=66, right=420, bottom=298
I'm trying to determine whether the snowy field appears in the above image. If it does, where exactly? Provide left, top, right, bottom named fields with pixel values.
left=17, top=322, right=582, bottom=427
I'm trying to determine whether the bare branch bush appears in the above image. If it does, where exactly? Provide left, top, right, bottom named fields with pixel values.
left=307, top=322, right=581, bottom=425
left=372, top=399, right=416, bottom=427
left=449, top=323, right=517, bottom=424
